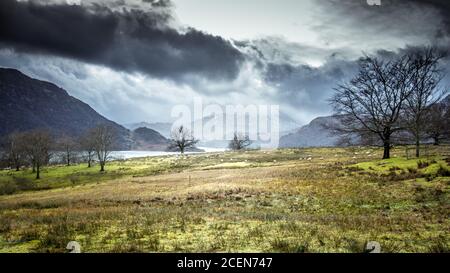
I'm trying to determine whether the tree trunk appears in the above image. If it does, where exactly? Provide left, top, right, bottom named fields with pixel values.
left=36, top=164, right=40, bottom=180
left=32, top=162, right=36, bottom=173
left=100, top=162, right=105, bottom=172
left=87, top=153, right=92, bottom=168
left=415, top=137, right=420, bottom=158
left=433, top=136, right=440, bottom=146
left=383, top=138, right=391, bottom=159
left=15, top=165, right=20, bottom=172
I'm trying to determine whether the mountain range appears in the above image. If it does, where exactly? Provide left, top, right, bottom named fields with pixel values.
left=0, top=68, right=167, bottom=150
left=279, top=116, right=342, bottom=148
left=126, top=112, right=301, bottom=148
left=2, top=67, right=447, bottom=150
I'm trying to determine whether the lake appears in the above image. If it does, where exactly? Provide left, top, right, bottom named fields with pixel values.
left=110, top=147, right=227, bottom=160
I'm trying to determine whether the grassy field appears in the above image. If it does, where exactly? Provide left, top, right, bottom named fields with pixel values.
left=0, top=146, right=449, bottom=253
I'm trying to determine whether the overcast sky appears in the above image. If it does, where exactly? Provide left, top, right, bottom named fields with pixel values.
left=0, top=0, right=449, bottom=125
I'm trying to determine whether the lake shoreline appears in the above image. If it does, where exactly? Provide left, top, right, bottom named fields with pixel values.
left=110, top=147, right=228, bottom=160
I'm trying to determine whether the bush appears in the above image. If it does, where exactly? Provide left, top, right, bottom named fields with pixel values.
left=38, top=222, right=76, bottom=253
left=381, top=171, right=418, bottom=182
left=13, top=176, right=36, bottom=191
left=0, top=181, right=19, bottom=195
left=417, top=160, right=430, bottom=169
left=436, top=165, right=450, bottom=177
left=427, top=236, right=449, bottom=253
left=0, top=176, right=36, bottom=195
left=270, top=238, right=310, bottom=253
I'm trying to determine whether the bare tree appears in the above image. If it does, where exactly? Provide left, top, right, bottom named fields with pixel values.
left=168, top=125, right=199, bottom=154
left=57, top=134, right=78, bottom=166
left=22, top=130, right=53, bottom=179
left=79, top=130, right=96, bottom=168
left=425, top=101, right=450, bottom=145
left=330, top=55, right=414, bottom=159
left=403, top=48, right=445, bottom=157
left=91, top=125, right=115, bottom=172
left=4, top=132, right=26, bottom=171
left=229, top=132, right=252, bottom=151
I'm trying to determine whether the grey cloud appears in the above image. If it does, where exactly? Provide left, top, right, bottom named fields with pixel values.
left=0, top=0, right=244, bottom=81
left=313, top=0, right=447, bottom=53
left=408, top=0, right=450, bottom=36
left=263, top=59, right=357, bottom=116
left=235, top=37, right=359, bottom=119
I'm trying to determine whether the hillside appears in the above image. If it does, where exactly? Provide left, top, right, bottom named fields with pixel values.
left=125, top=122, right=172, bottom=138
left=131, top=127, right=168, bottom=151
left=0, top=68, right=134, bottom=149
left=279, top=116, right=342, bottom=148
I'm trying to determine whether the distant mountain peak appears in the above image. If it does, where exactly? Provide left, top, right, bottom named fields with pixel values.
left=124, top=121, right=173, bottom=138
left=131, top=127, right=168, bottom=151
left=279, top=115, right=341, bottom=148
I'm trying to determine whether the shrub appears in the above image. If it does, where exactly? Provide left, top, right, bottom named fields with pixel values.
left=270, top=238, right=310, bottom=253
left=0, top=181, right=19, bottom=195
left=427, top=236, right=449, bottom=253
left=38, top=221, right=76, bottom=253
left=389, top=166, right=402, bottom=172
left=345, top=239, right=365, bottom=253
left=347, top=166, right=364, bottom=173
left=13, top=176, right=36, bottom=191
left=0, top=177, right=37, bottom=195
left=417, top=160, right=430, bottom=169
left=436, top=165, right=450, bottom=177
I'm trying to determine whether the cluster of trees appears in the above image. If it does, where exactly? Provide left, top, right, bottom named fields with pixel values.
left=0, top=125, right=116, bottom=179
left=3, top=130, right=52, bottom=179
left=331, top=48, right=449, bottom=159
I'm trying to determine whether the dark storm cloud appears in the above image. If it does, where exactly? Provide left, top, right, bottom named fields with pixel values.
left=263, top=59, right=357, bottom=114
left=385, top=0, right=450, bottom=37
left=234, top=37, right=360, bottom=117
left=408, top=0, right=450, bottom=36
left=0, top=1, right=118, bottom=59
left=0, top=0, right=244, bottom=80
left=317, top=0, right=450, bottom=41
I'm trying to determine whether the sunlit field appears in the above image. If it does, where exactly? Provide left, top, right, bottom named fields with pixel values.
left=0, top=146, right=449, bottom=253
